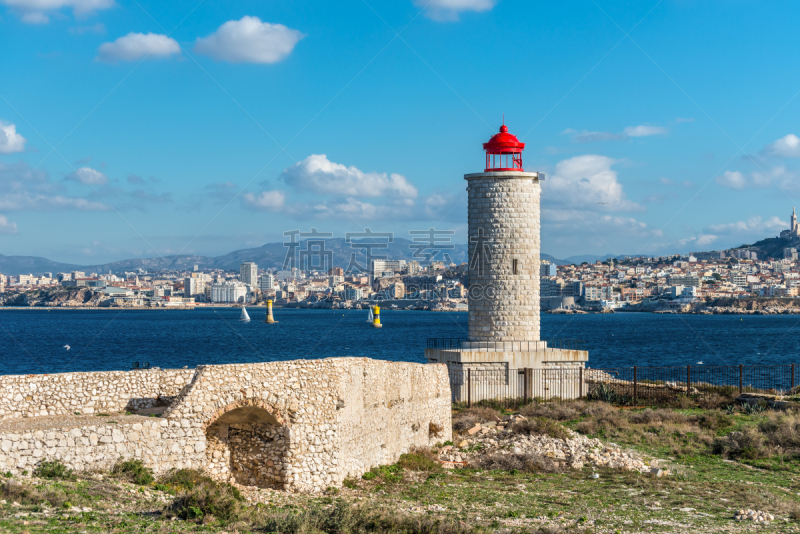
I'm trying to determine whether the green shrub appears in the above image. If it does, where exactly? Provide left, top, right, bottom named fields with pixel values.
left=512, top=417, right=571, bottom=441
left=258, top=501, right=472, bottom=534
left=111, top=459, right=154, bottom=486
left=587, top=384, right=632, bottom=405
left=712, top=428, right=766, bottom=459
left=33, top=460, right=75, bottom=481
left=361, top=464, right=404, bottom=483
left=163, top=470, right=243, bottom=522
left=397, top=448, right=441, bottom=473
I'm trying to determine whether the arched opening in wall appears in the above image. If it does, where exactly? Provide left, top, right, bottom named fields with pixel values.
left=205, top=407, right=288, bottom=489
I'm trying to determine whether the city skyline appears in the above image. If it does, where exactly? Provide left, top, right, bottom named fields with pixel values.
left=3, top=1, right=800, bottom=263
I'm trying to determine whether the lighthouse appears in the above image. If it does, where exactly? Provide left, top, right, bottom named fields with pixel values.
left=425, top=123, right=588, bottom=400
left=466, top=123, right=542, bottom=343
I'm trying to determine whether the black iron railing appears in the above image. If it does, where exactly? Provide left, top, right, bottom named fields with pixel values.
left=449, top=364, right=800, bottom=408
left=426, top=338, right=586, bottom=351
left=545, top=339, right=586, bottom=351
left=426, top=338, right=467, bottom=350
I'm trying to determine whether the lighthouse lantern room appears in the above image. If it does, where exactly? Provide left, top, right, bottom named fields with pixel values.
left=483, top=124, right=525, bottom=172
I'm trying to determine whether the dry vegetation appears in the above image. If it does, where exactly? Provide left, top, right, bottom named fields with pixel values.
left=5, top=398, right=800, bottom=533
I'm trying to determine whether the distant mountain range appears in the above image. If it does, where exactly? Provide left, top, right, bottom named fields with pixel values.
left=0, top=240, right=628, bottom=275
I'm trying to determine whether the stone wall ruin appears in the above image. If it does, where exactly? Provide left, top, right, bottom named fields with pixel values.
left=0, top=358, right=451, bottom=493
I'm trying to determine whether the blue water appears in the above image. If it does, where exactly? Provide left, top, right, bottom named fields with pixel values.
left=0, top=308, right=799, bottom=375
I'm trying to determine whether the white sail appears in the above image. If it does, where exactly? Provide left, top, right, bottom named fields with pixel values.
left=367, top=308, right=373, bottom=322
left=240, top=307, right=250, bottom=322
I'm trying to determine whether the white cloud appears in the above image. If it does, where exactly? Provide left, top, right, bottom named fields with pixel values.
left=544, top=154, right=643, bottom=212
left=194, top=16, right=304, bottom=64
left=564, top=124, right=667, bottom=143
left=658, top=177, right=674, bottom=186
left=675, top=234, right=717, bottom=248
left=696, top=234, right=717, bottom=246
left=65, top=166, right=108, bottom=185
left=0, top=121, right=27, bottom=154
left=414, top=0, right=496, bottom=21
left=21, top=11, right=48, bottom=23
left=1, top=0, right=114, bottom=23
left=97, top=33, right=181, bottom=63
left=715, top=170, right=746, bottom=190
left=423, top=193, right=455, bottom=219
left=708, top=216, right=786, bottom=235
left=0, top=214, right=18, bottom=234
left=718, top=165, right=800, bottom=191
left=751, top=165, right=793, bottom=187
left=541, top=208, right=660, bottom=257
left=281, top=154, right=418, bottom=199
left=242, top=190, right=286, bottom=211
left=764, top=134, right=800, bottom=158
left=623, top=125, right=667, bottom=137
left=294, top=197, right=416, bottom=221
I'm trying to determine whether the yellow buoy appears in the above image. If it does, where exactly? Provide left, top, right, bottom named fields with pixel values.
left=264, top=299, right=278, bottom=324
left=372, top=305, right=382, bottom=328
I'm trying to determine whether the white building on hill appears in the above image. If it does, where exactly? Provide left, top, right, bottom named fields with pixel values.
left=210, top=281, right=247, bottom=303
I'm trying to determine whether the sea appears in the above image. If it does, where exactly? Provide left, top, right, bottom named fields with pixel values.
left=0, top=308, right=799, bottom=376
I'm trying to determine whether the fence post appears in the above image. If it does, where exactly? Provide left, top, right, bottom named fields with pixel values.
left=633, top=366, right=638, bottom=406
left=739, top=364, right=743, bottom=395
left=793, top=364, right=796, bottom=392
left=686, top=365, right=691, bottom=394
left=467, top=369, right=471, bottom=408
left=579, top=366, right=583, bottom=399
left=523, top=368, right=529, bottom=405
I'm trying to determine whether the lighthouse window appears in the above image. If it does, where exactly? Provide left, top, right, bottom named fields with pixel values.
left=512, top=259, right=518, bottom=275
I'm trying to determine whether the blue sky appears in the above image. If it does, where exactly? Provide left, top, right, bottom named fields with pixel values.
left=2, top=0, right=800, bottom=264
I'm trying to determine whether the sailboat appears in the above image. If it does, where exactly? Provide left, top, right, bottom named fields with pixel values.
left=240, top=307, right=250, bottom=322
left=366, top=307, right=373, bottom=323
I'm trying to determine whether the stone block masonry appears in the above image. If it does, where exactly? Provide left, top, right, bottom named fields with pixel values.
left=0, top=415, right=166, bottom=474
left=466, top=172, right=542, bottom=342
left=163, top=358, right=452, bottom=493
left=0, top=358, right=451, bottom=494
left=0, top=368, right=196, bottom=420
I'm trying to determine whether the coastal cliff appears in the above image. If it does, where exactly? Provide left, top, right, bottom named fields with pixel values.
left=0, top=288, right=107, bottom=307
left=619, top=297, right=800, bottom=315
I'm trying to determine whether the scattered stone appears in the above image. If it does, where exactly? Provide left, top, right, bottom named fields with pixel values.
left=734, top=509, right=774, bottom=522
left=445, top=423, right=651, bottom=474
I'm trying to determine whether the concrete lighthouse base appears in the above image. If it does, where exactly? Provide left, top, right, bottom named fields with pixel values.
left=426, top=342, right=588, bottom=402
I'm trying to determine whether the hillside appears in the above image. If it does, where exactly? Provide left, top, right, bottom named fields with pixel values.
left=741, top=236, right=797, bottom=260
left=0, top=240, right=616, bottom=275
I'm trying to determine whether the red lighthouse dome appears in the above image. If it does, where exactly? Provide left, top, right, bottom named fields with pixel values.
left=483, top=124, right=525, bottom=172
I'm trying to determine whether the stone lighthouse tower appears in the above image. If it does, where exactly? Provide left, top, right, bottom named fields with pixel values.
left=425, top=123, right=588, bottom=399
left=467, top=124, right=541, bottom=343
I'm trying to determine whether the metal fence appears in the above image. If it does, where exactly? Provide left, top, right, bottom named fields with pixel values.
left=450, top=364, right=800, bottom=407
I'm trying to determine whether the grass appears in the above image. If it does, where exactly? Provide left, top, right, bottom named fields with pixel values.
left=4, top=400, right=800, bottom=532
